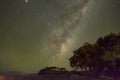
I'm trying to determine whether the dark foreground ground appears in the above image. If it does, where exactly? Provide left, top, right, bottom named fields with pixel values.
left=0, top=71, right=120, bottom=80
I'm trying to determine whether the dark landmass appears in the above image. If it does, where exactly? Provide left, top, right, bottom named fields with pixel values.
left=0, top=70, right=120, bottom=80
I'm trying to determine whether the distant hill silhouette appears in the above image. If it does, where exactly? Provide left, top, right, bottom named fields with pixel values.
left=38, top=67, right=68, bottom=75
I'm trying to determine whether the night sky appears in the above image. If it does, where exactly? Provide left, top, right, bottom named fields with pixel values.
left=0, top=0, right=120, bottom=73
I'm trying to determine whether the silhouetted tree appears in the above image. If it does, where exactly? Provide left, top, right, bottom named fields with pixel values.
left=69, top=32, right=120, bottom=80
left=96, top=33, right=120, bottom=71
left=70, top=33, right=120, bottom=69
left=69, top=43, right=105, bottom=71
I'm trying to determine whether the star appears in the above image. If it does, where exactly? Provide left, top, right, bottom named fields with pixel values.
left=25, top=0, right=28, bottom=3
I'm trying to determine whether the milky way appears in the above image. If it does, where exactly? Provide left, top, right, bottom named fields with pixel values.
left=47, top=0, right=94, bottom=67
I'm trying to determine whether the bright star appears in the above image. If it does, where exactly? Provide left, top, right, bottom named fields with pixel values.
left=25, top=0, right=28, bottom=3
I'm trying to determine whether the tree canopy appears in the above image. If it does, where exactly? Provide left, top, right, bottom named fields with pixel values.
left=69, top=33, right=120, bottom=72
